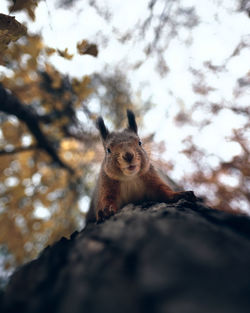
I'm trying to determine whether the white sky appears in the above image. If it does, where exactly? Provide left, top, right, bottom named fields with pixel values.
left=0, top=0, right=249, bottom=186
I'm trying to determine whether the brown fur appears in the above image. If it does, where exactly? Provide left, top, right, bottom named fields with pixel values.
left=86, top=110, right=196, bottom=223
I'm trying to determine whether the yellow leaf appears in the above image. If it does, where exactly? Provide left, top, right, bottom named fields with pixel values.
left=61, top=139, right=80, bottom=151
left=72, top=76, right=93, bottom=101
left=82, top=150, right=95, bottom=162
left=1, top=120, right=21, bottom=144
left=57, top=48, right=73, bottom=60
left=45, top=47, right=56, bottom=56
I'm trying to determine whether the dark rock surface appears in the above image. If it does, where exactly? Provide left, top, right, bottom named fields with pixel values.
left=1, top=200, right=250, bottom=313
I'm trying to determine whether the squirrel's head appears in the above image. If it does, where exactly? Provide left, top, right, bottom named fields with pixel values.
left=96, top=110, right=150, bottom=180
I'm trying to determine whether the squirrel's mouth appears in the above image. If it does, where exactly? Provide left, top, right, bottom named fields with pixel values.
left=127, top=165, right=136, bottom=171
left=121, top=164, right=139, bottom=176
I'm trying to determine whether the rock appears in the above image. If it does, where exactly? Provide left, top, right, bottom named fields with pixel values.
left=1, top=200, right=250, bottom=313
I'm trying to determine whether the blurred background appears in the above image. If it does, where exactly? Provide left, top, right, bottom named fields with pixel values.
left=0, top=0, right=249, bottom=287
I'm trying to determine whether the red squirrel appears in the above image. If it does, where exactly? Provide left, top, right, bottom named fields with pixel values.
left=86, top=110, right=196, bottom=223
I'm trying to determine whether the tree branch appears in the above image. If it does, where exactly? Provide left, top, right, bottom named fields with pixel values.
left=0, top=84, right=74, bottom=173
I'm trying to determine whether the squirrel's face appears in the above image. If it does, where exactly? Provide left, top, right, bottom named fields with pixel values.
left=96, top=110, right=150, bottom=180
left=103, top=131, right=149, bottom=180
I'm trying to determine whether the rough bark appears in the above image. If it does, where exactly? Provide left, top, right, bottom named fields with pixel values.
left=1, top=199, right=250, bottom=313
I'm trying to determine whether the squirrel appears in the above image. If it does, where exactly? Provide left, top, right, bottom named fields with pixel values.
left=86, top=110, right=196, bottom=223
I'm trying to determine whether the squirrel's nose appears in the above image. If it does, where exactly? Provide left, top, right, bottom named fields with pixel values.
left=123, top=152, right=134, bottom=163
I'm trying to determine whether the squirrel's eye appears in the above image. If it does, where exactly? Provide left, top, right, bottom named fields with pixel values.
left=138, top=141, right=142, bottom=146
left=107, top=148, right=111, bottom=154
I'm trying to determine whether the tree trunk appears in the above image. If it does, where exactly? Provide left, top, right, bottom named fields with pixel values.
left=1, top=199, right=250, bottom=313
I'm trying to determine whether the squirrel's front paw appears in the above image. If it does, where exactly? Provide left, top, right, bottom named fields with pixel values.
left=97, top=205, right=116, bottom=223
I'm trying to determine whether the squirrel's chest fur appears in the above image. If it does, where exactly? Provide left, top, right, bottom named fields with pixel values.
left=119, top=177, right=147, bottom=208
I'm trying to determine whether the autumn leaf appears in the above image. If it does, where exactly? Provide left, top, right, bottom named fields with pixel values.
left=77, top=40, right=98, bottom=57
left=8, top=0, right=40, bottom=21
left=1, top=120, right=21, bottom=145
left=45, top=47, right=56, bottom=56
left=57, top=48, right=74, bottom=60
left=0, top=13, right=27, bottom=55
left=72, top=76, right=93, bottom=102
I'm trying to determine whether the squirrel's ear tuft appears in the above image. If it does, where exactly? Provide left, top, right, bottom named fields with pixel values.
left=96, top=117, right=109, bottom=141
left=127, top=109, right=138, bottom=134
